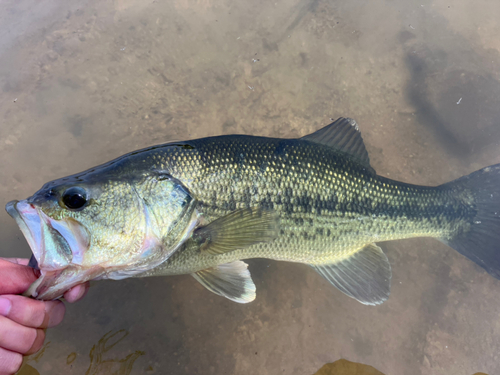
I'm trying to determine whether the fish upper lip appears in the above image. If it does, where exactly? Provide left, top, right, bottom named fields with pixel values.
left=6, top=200, right=44, bottom=266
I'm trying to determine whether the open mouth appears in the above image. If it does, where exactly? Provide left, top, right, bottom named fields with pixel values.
left=5, top=200, right=95, bottom=299
left=6, top=200, right=74, bottom=270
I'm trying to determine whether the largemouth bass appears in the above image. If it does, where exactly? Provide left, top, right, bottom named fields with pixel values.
left=6, top=118, right=500, bottom=305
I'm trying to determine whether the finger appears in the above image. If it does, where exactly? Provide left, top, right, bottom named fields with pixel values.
left=16, top=258, right=30, bottom=267
left=63, top=282, right=90, bottom=303
left=25, top=328, right=46, bottom=355
left=0, top=258, right=30, bottom=266
left=0, top=260, right=38, bottom=295
left=0, top=347, right=23, bottom=375
left=0, top=316, right=45, bottom=355
left=0, top=295, right=65, bottom=328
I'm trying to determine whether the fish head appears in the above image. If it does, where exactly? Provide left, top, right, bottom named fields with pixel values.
left=6, top=171, right=198, bottom=300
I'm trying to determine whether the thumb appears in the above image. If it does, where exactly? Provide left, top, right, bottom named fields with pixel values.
left=0, top=258, right=39, bottom=295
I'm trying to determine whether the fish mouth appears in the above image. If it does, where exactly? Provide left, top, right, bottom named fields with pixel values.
left=6, top=200, right=94, bottom=299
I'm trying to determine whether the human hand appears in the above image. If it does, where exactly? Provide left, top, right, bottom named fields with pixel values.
left=0, top=258, right=89, bottom=375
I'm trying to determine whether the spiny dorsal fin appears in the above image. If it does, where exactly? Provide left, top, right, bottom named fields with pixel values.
left=310, top=243, right=391, bottom=305
left=301, top=117, right=372, bottom=171
left=193, top=207, right=279, bottom=255
left=192, top=261, right=256, bottom=303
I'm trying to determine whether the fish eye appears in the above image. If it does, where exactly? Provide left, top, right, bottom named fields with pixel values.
left=61, top=187, right=88, bottom=210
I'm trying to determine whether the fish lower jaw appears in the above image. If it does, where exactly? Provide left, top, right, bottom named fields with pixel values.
left=27, top=266, right=105, bottom=301
left=23, top=270, right=61, bottom=299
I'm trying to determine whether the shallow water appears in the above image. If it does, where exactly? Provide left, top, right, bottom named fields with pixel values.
left=1, top=0, right=500, bottom=374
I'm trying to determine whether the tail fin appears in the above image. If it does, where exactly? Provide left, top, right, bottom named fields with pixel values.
left=441, top=163, right=500, bottom=279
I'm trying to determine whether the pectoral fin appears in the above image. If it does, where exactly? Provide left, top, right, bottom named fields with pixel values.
left=192, top=261, right=256, bottom=303
left=193, top=207, right=279, bottom=255
left=310, top=243, right=391, bottom=305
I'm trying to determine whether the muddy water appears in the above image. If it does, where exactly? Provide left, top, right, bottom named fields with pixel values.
left=1, top=0, right=500, bottom=374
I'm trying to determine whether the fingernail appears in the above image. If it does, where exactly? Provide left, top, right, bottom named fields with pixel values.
left=0, top=297, right=12, bottom=316
left=46, top=301, right=66, bottom=327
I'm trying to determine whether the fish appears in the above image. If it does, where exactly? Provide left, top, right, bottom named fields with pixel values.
left=6, top=118, right=500, bottom=305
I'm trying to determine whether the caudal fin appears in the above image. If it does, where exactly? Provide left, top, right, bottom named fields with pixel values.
left=441, top=164, right=500, bottom=279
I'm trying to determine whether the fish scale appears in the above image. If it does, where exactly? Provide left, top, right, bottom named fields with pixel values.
left=141, top=134, right=471, bottom=274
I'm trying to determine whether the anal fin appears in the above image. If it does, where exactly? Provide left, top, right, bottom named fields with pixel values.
left=192, top=261, right=256, bottom=303
left=311, top=243, right=391, bottom=305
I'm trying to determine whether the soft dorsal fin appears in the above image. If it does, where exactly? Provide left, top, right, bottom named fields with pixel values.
left=301, top=117, right=372, bottom=170
left=192, top=261, right=256, bottom=303
left=310, top=243, right=391, bottom=305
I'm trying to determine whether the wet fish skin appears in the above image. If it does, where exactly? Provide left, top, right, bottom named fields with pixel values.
left=142, top=135, right=467, bottom=267
left=134, top=119, right=500, bottom=305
